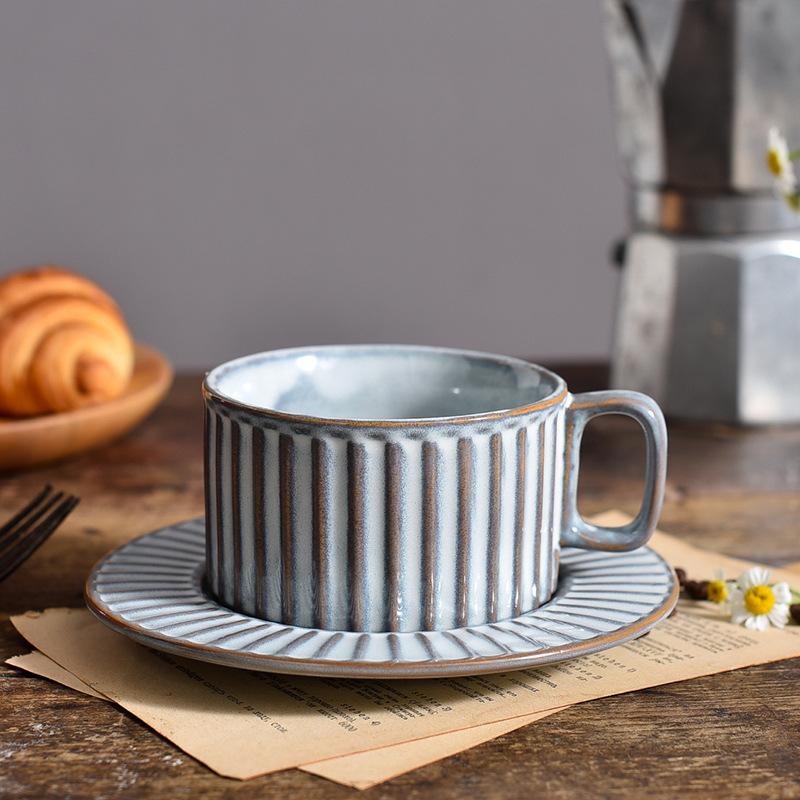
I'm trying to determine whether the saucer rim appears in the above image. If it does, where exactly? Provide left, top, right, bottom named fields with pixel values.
left=85, top=522, right=679, bottom=679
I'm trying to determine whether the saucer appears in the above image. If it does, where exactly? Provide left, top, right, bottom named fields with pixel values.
left=85, top=519, right=678, bottom=679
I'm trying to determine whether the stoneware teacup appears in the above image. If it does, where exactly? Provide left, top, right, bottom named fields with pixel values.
left=203, top=345, right=667, bottom=633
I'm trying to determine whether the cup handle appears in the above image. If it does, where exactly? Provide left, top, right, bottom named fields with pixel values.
left=561, top=390, right=667, bottom=551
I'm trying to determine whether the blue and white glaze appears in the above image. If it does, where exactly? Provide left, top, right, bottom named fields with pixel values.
left=85, top=519, right=678, bottom=679
left=202, top=345, right=667, bottom=633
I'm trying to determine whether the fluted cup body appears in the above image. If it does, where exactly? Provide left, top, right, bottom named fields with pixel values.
left=204, top=346, right=667, bottom=633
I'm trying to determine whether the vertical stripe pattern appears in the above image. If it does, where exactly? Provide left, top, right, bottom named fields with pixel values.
left=312, top=438, right=331, bottom=629
left=421, top=442, right=439, bottom=631
left=205, top=401, right=567, bottom=632
left=230, top=420, right=242, bottom=610
left=279, top=434, right=294, bottom=622
left=385, top=442, right=403, bottom=632
left=203, top=407, right=216, bottom=596
left=213, top=413, right=225, bottom=603
left=252, top=428, right=267, bottom=619
left=486, top=433, right=502, bottom=622
left=347, top=442, right=368, bottom=631
left=455, top=438, right=473, bottom=627
left=512, top=427, right=527, bottom=616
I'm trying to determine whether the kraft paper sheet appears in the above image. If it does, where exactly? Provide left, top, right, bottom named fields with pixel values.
left=9, top=512, right=800, bottom=788
left=6, top=648, right=556, bottom=789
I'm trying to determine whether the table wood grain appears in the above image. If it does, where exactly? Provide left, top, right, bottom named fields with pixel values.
left=2, top=364, right=800, bottom=799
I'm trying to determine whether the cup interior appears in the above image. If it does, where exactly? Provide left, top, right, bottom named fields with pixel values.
left=205, top=345, right=563, bottom=422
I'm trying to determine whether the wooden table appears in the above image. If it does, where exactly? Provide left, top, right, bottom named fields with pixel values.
left=2, top=365, right=800, bottom=799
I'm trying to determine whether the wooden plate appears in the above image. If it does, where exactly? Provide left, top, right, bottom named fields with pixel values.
left=0, top=344, right=173, bottom=471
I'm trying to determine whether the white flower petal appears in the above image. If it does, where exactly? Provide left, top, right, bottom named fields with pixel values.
left=730, top=596, right=747, bottom=622
left=739, top=567, right=772, bottom=590
left=767, top=127, right=796, bottom=196
left=769, top=604, right=790, bottom=628
left=772, top=583, right=792, bottom=604
left=751, top=614, right=770, bottom=632
left=776, top=170, right=798, bottom=196
left=755, top=566, right=774, bottom=586
left=744, top=615, right=759, bottom=631
left=769, top=127, right=790, bottom=160
left=738, top=568, right=757, bottom=589
left=779, top=165, right=798, bottom=192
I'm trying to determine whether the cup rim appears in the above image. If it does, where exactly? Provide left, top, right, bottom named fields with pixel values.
left=202, top=344, right=568, bottom=428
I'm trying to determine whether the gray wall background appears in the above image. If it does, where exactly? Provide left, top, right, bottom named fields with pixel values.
left=0, top=1, right=625, bottom=369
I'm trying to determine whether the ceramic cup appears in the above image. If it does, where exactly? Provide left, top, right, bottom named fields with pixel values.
left=203, top=345, right=667, bottom=633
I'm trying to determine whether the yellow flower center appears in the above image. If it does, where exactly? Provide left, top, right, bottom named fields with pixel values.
left=786, top=193, right=800, bottom=211
left=767, top=148, right=783, bottom=176
left=744, top=585, right=775, bottom=616
left=707, top=579, right=728, bottom=604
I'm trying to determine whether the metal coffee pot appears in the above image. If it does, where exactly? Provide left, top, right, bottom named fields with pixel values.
left=605, top=0, right=800, bottom=423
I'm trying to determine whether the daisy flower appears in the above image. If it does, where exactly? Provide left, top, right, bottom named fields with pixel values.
left=706, top=569, right=729, bottom=607
left=766, top=127, right=798, bottom=195
left=730, top=566, right=791, bottom=631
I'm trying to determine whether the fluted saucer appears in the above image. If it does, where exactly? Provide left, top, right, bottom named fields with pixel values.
left=86, top=518, right=678, bottom=679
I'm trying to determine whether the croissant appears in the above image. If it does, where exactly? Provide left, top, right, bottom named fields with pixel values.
left=0, top=266, right=134, bottom=416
